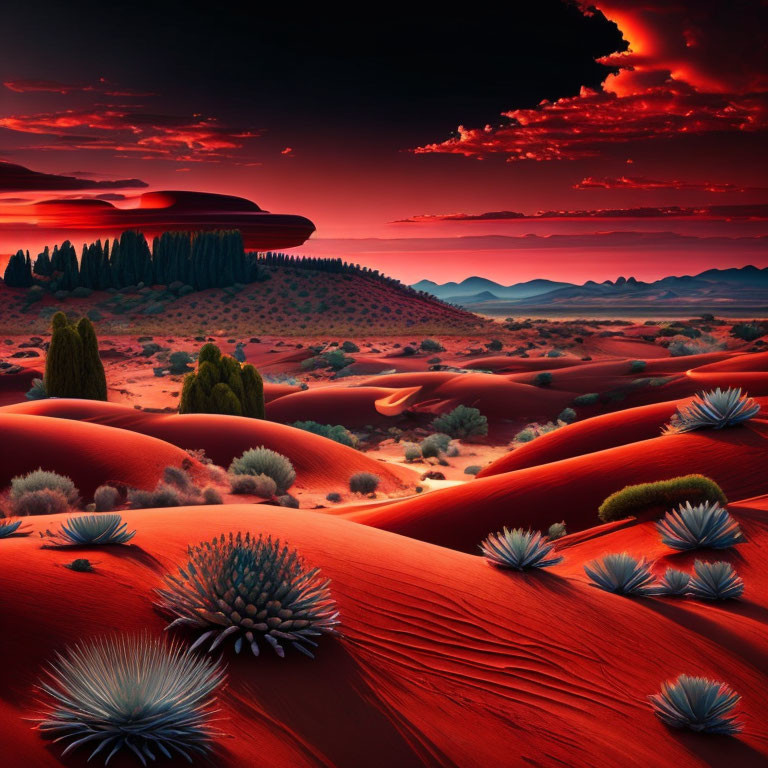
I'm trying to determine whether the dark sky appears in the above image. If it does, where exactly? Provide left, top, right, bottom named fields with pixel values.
left=1, top=0, right=767, bottom=282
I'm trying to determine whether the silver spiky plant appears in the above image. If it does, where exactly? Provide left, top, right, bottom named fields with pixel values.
left=656, top=501, right=745, bottom=551
left=663, top=387, right=760, bottom=434
left=35, top=633, right=225, bottom=765
left=0, top=518, right=30, bottom=538
left=649, top=675, right=742, bottom=734
left=480, top=528, right=563, bottom=570
left=687, top=560, right=743, bottom=600
left=658, top=568, right=690, bottom=596
left=157, top=532, right=339, bottom=658
left=584, top=553, right=659, bottom=596
left=42, top=513, right=135, bottom=547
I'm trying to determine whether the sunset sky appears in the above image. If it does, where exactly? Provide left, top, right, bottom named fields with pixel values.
left=1, top=0, right=767, bottom=284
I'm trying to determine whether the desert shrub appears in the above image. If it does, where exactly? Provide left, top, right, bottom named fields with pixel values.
left=514, top=427, right=537, bottom=443
left=340, top=340, right=359, bottom=352
left=45, top=313, right=107, bottom=400
left=291, top=420, right=357, bottom=448
left=404, top=444, right=422, bottom=462
left=557, top=407, right=577, bottom=424
left=464, top=465, right=482, bottom=475
left=11, top=468, right=78, bottom=505
left=93, top=485, right=120, bottom=512
left=157, top=531, right=339, bottom=657
left=12, top=488, right=69, bottom=516
left=534, top=372, right=553, bottom=387
left=629, top=360, right=646, bottom=373
left=0, top=518, right=30, bottom=538
left=201, top=486, right=223, bottom=505
left=649, top=675, right=742, bottom=734
left=302, top=348, right=355, bottom=371
left=36, top=634, right=225, bottom=763
left=663, top=388, right=760, bottom=434
left=667, top=335, right=725, bottom=357
left=162, top=465, right=195, bottom=493
left=481, top=528, right=563, bottom=570
left=43, top=513, right=135, bottom=546
left=420, top=338, right=444, bottom=352
left=485, top=339, right=503, bottom=351
left=168, top=350, right=194, bottom=374
left=687, top=560, right=743, bottom=600
left=326, top=492, right=342, bottom=503
left=547, top=521, right=567, bottom=540
left=656, top=501, right=744, bottom=551
left=730, top=322, right=766, bottom=342
left=598, top=475, right=726, bottom=523
left=25, top=377, right=48, bottom=400
left=349, top=472, right=380, bottom=494
left=432, top=405, right=488, bottom=439
left=420, top=432, right=452, bottom=458
left=229, top=473, right=278, bottom=498
left=229, top=447, right=295, bottom=494
left=277, top=494, right=300, bottom=508
left=584, top=553, right=658, bottom=596
left=129, top=484, right=185, bottom=509
left=573, top=392, right=599, bottom=406
left=658, top=568, right=690, bottom=596
left=179, top=343, right=264, bottom=418
left=65, top=558, right=94, bottom=572
left=546, top=349, right=564, bottom=358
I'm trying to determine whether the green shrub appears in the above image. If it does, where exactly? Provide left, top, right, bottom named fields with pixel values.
left=547, top=521, right=567, bottom=540
left=557, top=407, right=577, bottom=424
left=349, top=472, right=380, bottom=494
left=201, top=486, right=223, bottom=505
left=168, top=351, right=194, bottom=374
left=598, top=475, right=727, bottom=523
left=93, top=485, right=120, bottom=512
left=128, top=485, right=183, bottom=509
left=229, top=473, right=277, bottom=498
left=420, top=432, right=452, bottom=458
left=464, top=465, right=482, bottom=475
left=546, top=349, right=564, bottom=358
left=573, top=392, right=599, bottom=405
left=179, top=343, right=264, bottom=418
left=432, top=405, right=488, bottom=439
left=341, top=340, right=360, bottom=352
left=291, top=420, right=357, bottom=447
left=277, top=494, right=300, bottom=508
left=404, top=444, right=422, bottom=462
left=12, top=488, right=69, bottom=516
left=730, top=322, right=766, bottom=342
left=11, top=468, right=78, bottom=504
left=534, top=372, right=553, bottom=387
left=326, top=492, right=342, bottom=503
left=25, top=377, right=48, bottom=400
left=630, top=360, right=646, bottom=373
left=229, top=447, right=295, bottom=494
left=420, top=338, right=444, bottom=352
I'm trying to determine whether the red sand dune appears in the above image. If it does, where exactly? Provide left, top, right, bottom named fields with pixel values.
left=479, top=396, right=768, bottom=476
left=0, top=503, right=765, bottom=767
left=0, top=413, right=200, bottom=497
left=463, top=356, right=586, bottom=372
left=339, top=421, right=768, bottom=551
left=0, top=399, right=416, bottom=492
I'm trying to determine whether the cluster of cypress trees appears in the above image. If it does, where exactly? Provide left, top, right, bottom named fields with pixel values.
left=179, top=343, right=265, bottom=418
left=3, top=250, right=33, bottom=287
left=45, top=311, right=108, bottom=400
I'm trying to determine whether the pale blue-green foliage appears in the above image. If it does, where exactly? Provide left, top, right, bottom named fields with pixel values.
left=584, top=553, right=658, bottom=595
left=36, top=634, right=225, bottom=765
left=658, top=568, right=690, bottom=596
left=157, top=532, right=339, bottom=659
left=0, top=518, right=29, bottom=538
left=420, top=432, right=452, bottom=458
left=25, top=377, right=48, bottom=400
left=649, top=675, right=742, bottom=734
left=656, top=501, right=745, bottom=551
left=229, top=446, right=296, bottom=494
left=45, top=514, right=136, bottom=546
left=664, top=387, right=760, bottom=434
left=11, top=468, right=78, bottom=503
left=480, top=528, right=563, bottom=571
left=688, top=560, right=743, bottom=600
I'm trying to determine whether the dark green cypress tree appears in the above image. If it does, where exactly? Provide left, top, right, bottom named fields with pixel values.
left=3, top=250, right=33, bottom=287
left=241, top=364, right=265, bottom=418
left=45, top=312, right=84, bottom=397
left=34, top=246, right=53, bottom=277
left=76, top=317, right=108, bottom=400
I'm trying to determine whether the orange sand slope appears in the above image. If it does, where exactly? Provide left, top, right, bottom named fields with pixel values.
left=340, top=420, right=768, bottom=551
left=1, top=503, right=766, bottom=768
left=0, top=399, right=416, bottom=493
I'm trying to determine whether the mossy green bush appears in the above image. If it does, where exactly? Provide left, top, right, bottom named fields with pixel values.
left=432, top=405, right=488, bottom=439
left=291, top=421, right=357, bottom=447
left=179, top=343, right=264, bottom=418
left=598, top=475, right=727, bottom=523
left=229, top=447, right=295, bottom=494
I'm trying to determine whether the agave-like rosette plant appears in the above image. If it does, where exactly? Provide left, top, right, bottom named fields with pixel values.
left=0, top=518, right=30, bottom=538
left=480, top=528, right=563, bottom=570
left=663, top=388, right=760, bottom=435
left=584, top=553, right=659, bottom=596
left=687, top=560, right=743, bottom=600
left=656, top=501, right=745, bottom=551
left=42, top=513, right=135, bottom=546
left=35, top=633, right=225, bottom=765
left=658, top=568, right=690, bottom=597
left=649, top=675, right=742, bottom=734
left=157, top=532, right=339, bottom=658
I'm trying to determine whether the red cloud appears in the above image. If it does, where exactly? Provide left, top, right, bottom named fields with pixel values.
left=0, top=161, right=147, bottom=192
left=414, top=1, right=768, bottom=161
left=3, top=79, right=98, bottom=94
left=575, top=176, right=768, bottom=193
